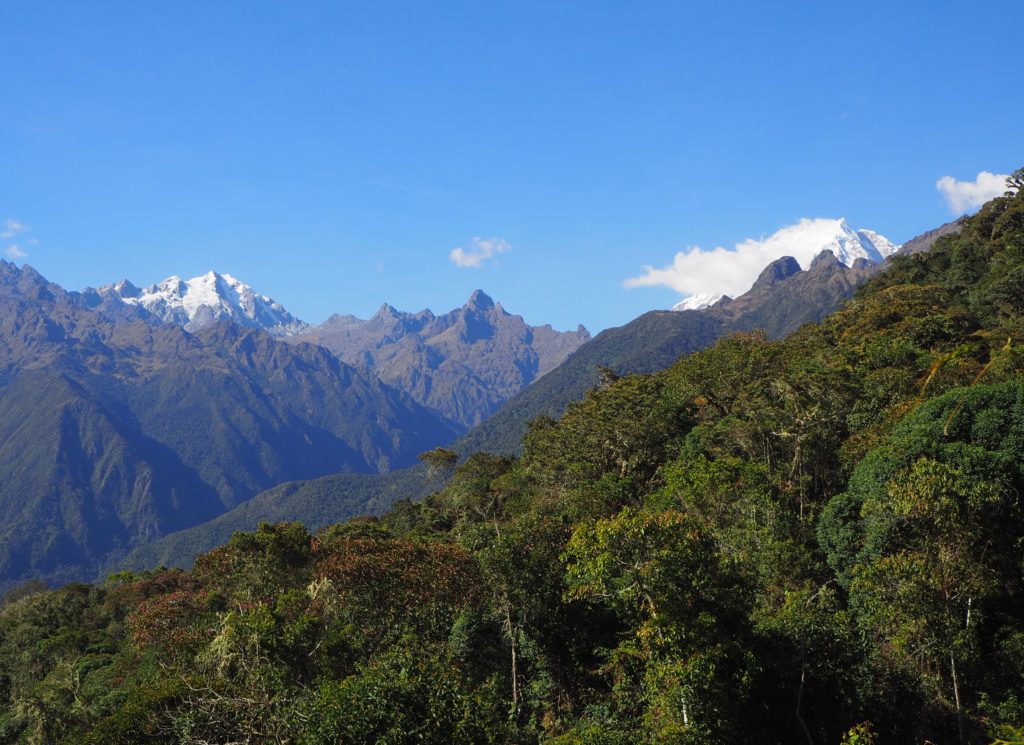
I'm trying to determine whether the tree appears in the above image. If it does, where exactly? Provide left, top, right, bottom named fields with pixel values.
left=1007, top=167, right=1024, bottom=195
left=313, top=535, right=483, bottom=651
left=563, top=508, right=750, bottom=741
left=821, top=382, right=1024, bottom=741
left=419, top=447, right=459, bottom=486
left=852, top=458, right=1002, bottom=745
left=474, top=515, right=571, bottom=725
left=433, top=452, right=515, bottom=535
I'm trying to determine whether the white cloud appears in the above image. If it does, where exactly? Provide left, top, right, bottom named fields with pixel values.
left=5, top=245, right=27, bottom=259
left=936, top=171, right=1009, bottom=214
left=2, top=218, right=29, bottom=239
left=449, top=236, right=510, bottom=269
left=624, top=217, right=871, bottom=301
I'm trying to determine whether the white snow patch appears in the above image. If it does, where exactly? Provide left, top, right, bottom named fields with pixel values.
left=672, top=293, right=725, bottom=311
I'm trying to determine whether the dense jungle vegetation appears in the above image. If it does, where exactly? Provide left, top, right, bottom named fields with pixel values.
left=2, top=177, right=1024, bottom=743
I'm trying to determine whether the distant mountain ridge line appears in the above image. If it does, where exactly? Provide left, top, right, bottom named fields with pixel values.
left=93, top=270, right=588, bottom=337
left=290, top=288, right=591, bottom=428
left=91, top=272, right=592, bottom=429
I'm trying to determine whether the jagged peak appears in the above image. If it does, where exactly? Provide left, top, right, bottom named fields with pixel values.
left=754, top=256, right=802, bottom=287
left=810, top=250, right=843, bottom=269
left=465, top=289, right=495, bottom=310
left=373, top=302, right=401, bottom=319
left=111, top=279, right=142, bottom=298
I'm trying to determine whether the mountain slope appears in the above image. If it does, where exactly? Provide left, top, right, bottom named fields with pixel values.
left=895, top=217, right=963, bottom=256
left=119, top=467, right=428, bottom=573
left=0, top=261, right=457, bottom=590
left=716, top=251, right=878, bottom=333
left=292, top=290, right=590, bottom=428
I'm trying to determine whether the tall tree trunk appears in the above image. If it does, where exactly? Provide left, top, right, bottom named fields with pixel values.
left=506, top=602, right=519, bottom=716
left=951, top=649, right=965, bottom=745
left=795, top=653, right=814, bottom=745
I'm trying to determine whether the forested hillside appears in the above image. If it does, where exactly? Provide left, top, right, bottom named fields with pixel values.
left=2, top=181, right=1023, bottom=743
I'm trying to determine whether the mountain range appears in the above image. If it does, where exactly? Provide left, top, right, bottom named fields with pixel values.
left=121, top=231, right=932, bottom=572
left=95, top=272, right=591, bottom=430
left=291, top=290, right=590, bottom=428
left=0, top=261, right=458, bottom=589
left=1, top=218, right=955, bottom=589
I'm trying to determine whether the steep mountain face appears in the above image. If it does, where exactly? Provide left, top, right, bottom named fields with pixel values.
left=293, top=290, right=590, bottom=428
left=0, top=261, right=457, bottom=590
left=96, top=270, right=310, bottom=336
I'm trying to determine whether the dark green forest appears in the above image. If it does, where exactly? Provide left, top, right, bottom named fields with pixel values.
left=3, top=180, right=1024, bottom=743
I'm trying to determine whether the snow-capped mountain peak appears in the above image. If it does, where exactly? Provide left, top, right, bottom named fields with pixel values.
left=854, top=227, right=900, bottom=261
left=668, top=218, right=901, bottom=312
left=100, top=270, right=310, bottom=336
left=825, top=218, right=901, bottom=266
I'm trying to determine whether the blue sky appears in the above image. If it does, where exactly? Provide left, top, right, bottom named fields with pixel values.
left=2, top=1, right=1022, bottom=332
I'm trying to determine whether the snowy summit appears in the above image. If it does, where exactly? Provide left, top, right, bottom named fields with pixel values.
left=100, top=270, right=310, bottom=336
left=819, top=220, right=900, bottom=266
